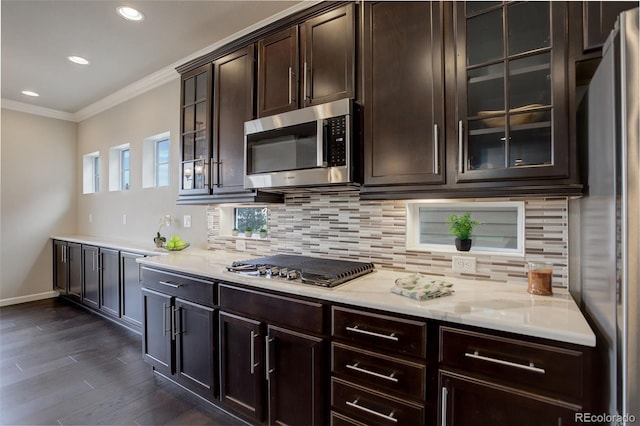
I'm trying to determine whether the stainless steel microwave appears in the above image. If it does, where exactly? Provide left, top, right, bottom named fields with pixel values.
left=244, top=98, right=359, bottom=190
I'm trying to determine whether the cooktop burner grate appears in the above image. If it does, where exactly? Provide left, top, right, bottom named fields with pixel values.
left=228, top=254, right=375, bottom=287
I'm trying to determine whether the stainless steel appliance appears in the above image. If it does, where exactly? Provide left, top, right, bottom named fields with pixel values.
left=226, top=254, right=374, bottom=288
left=244, top=98, right=359, bottom=190
left=577, top=8, right=638, bottom=423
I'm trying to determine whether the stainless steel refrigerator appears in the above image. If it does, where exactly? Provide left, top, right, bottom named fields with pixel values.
left=576, top=7, right=638, bottom=423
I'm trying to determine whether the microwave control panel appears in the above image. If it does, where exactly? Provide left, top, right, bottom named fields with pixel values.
left=326, top=116, right=347, bottom=167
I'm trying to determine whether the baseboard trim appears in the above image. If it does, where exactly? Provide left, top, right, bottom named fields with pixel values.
left=0, top=291, right=59, bottom=307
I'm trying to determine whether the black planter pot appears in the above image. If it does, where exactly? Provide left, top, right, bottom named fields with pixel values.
left=455, top=238, right=472, bottom=251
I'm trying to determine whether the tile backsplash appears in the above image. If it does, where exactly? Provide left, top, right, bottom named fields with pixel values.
left=207, top=193, right=569, bottom=288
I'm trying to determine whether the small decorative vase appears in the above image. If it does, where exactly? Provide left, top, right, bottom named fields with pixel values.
left=455, top=238, right=472, bottom=251
left=245, top=231, right=253, bottom=238
left=231, top=230, right=239, bottom=237
left=155, top=240, right=164, bottom=248
left=260, top=231, right=267, bottom=239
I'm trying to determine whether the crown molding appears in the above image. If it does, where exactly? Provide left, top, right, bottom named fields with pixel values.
left=1, top=98, right=76, bottom=122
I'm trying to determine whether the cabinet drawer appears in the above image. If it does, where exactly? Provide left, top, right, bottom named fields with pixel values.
left=439, top=327, right=585, bottom=401
left=141, top=266, right=216, bottom=307
left=219, top=284, right=324, bottom=334
left=332, top=306, right=427, bottom=358
left=331, top=377, right=424, bottom=426
left=332, top=342, right=426, bottom=400
left=330, top=411, right=368, bottom=426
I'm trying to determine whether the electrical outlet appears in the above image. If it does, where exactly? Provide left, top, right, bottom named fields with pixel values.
left=122, top=213, right=127, bottom=225
left=183, top=215, right=192, bottom=228
left=236, top=239, right=246, bottom=251
left=89, top=213, right=93, bottom=223
left=452, top=256, right=476, bottom=273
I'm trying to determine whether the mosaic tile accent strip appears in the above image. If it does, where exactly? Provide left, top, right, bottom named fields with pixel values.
left=207, top=193, right=569, bottom=288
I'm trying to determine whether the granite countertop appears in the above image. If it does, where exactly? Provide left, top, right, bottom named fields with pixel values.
left=50, top=235, right=595, bottom=347
left=135, top=247, right=596, bottom=347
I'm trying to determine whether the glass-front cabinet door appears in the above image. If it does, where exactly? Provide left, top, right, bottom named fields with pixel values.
left=180, top=64, right=212, bottom=195
left=455, top=2, right=568, bottom=182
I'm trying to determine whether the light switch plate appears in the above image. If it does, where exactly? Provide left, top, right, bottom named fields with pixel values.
left=183, top=215, right=192, bottom=228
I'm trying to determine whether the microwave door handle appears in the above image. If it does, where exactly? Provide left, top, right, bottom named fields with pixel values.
left=322, top=120, right=330, bottom=166
left=318, top=120, right=327, bottom=167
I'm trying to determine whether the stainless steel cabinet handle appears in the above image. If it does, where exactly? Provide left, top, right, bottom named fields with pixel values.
left=97, top=253, right=102, bottom=271
left=158, top=281, right=183, bottom=288
left=250, top=330, right=260, bottom=375
left=346, top=325, right=399, bottom=342
left=92, top=252, right=96, bottom=271
left=303, top=61, right=308, bottom=101
left=464, top=351, right=546, bottom=374
left=346, top=362, right=398, bottom=383
left=171, top=306, right=180, bottom=340
left=288, top=66, right=293, bottom=105
left=62, top=246, right=66, bottom=263
left=458, top=120, right=464, bottom=173
left=346, top=399, right=398, bottom=423
left=441, top=386, right=448, bottom=426
left=433, top=124, right=439, bottom=174
left=265, top=336, right=274, bottom=381
left=162, top=303, right=171, bottom=336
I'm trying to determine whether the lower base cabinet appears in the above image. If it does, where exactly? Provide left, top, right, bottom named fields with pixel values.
left=120, top=251, right=144, bottom=328
left=219, top=284, right=326, bottom=425
left=439, top=370, right=579, bottom=426
left=141, top=269, right=218, bottom=401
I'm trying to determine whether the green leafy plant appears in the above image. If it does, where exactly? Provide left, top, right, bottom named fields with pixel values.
left=259, top=227, right=267, bottom=233
left=447, top=212, right=480, bottom=240
left=245, top=227, right=253, bottom=233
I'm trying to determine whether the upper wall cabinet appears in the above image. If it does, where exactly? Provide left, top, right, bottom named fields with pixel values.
left=257, top=3, right=355, bottom=117
left=453, top=1, right=570, bottom=183
left=179, top=64, right=212, bottom=196
left=362, top=1, right=445, bottom=187
left=362, top=1, right=579, bottom=199
left=582, top=1, right=639, bottom=52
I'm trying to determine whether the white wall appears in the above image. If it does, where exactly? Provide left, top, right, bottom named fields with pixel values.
left=0, top=108, right=78, bottom=305
left=76, top=79, right=208, bottom=248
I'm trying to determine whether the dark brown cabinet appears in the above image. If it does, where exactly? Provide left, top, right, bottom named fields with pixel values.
left=257, top=3, right=355, bottom=117
left=141, top=267, right=218, bottom=400
left=211, top=45, right=255, bottom=196
left=120, top=251, right=144, bottom=329
left=582, top=1, right=639, bottom=52
left=53, top=240, right=81, bottom=300
left=438, top=326, right=592, bottom=425
left=99, top=248, right=120, bottom=317
left=179, top=64, right=212, bottom=196
left=219, top=284, right=326, bottom=425
left=362, top=1, right=445, bottom=188
left=362, top=1, right=580, bottom=199
left=331, top=306, right=428, bottom=426
left=82, top=245, right=100, bottom=309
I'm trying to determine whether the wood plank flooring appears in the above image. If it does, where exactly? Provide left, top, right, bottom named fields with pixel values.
left=0, top=298, right=245, bottom=425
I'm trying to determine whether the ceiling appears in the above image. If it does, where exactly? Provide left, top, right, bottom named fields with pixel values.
left=1, top=0, right=306, bottom=118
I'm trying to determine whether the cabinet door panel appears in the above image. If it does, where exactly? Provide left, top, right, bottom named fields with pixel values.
left=82, top=245, right=99, bottom=309
left=67, top=243, right=82, bottom=299
left=363, top=1, right=444, bottom=186
left=213, top=45, right=255, bottom=194
left=583, top=1, right=637, bottom=51
left=268, top=325, right=324, bottom=426
left=258, top=27, right=298, bottom=117
left=175, top=299, right=216, bottom=398
left=301, top=3, right=355, bottom=107
left=100, top=248, right=120, bottom=317
left=53, top=241, right=68, bottom=294
left=219, top=311, right=264, bottom=422
left=121, top=252, right=143, bottom=328
left=142, top=288, right=173, bottom=376
left=439, top=370, right=579, bottom=426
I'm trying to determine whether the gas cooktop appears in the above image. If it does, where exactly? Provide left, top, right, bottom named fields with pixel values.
left=226, top=254, right=375, bottom=288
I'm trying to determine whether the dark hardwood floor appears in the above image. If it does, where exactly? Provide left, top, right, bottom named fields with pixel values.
left=0, top=298, right=244, bottom=425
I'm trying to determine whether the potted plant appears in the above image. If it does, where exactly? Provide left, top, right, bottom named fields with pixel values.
left=447, top=212, right=480, bottom=251
left=259, top=227, right=268, bottom=238
left=244, top=227, right=253, bottom=237
left=153, top=232, right=166, bottom=248
left=231, top=228, right=239, bottom=237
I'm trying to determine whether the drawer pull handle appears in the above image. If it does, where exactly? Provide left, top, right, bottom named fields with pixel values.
left=346, top=325, right=399, bottom=342
left=346, top=398, right=398, bottom=423
left=346, top=362, right=399, bottom=383
left=159, top=280, right=183, bottom=288
left=464, top=351, right=545, bottom=374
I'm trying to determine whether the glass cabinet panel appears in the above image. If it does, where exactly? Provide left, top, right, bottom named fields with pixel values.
left=466, top=1, right=501, bottom=15
left=462, top=1, right=556, bottom=176
left=467, top=8, right=503, bottom=66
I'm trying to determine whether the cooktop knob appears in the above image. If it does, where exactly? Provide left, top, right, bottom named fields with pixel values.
left=287, top=270, right=299, bottom=280
left=279, top=268, right=289, bottom=278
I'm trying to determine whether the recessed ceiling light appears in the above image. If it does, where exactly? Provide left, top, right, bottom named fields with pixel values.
left=117, top=6, right=144, bottom=22
left=21, top=90, right=40, bottom=97
left=68, top=56, right=90, bottom=65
